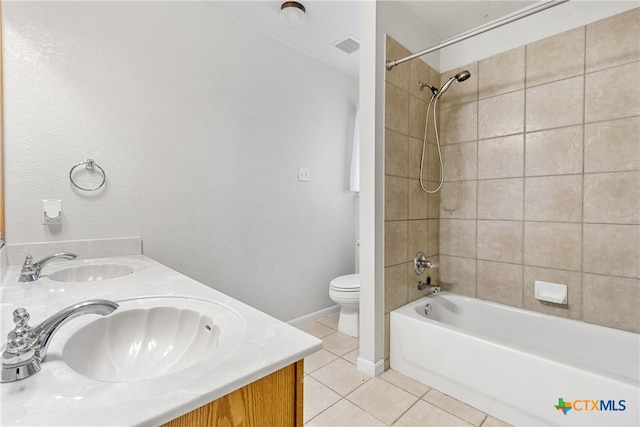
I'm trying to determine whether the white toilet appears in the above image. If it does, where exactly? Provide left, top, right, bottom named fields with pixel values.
left=329, top=274, right=360, bottom=337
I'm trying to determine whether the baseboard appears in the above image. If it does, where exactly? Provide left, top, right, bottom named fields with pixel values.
left=356, top=357, right=385, bottom=377
left=287, top=305, right=340, bottom=327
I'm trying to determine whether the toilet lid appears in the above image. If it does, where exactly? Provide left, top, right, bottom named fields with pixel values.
left=330, top=274, right=360, bottom=291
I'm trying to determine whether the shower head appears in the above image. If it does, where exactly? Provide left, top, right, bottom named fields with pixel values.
left=435, top=70, right=471, bottom=99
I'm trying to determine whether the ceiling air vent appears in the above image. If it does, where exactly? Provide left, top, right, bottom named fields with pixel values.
left=333, top=35, right=360, bottom=54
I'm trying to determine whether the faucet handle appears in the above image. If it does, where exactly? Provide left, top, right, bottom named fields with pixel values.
left=4, top=309, right=33, bottom=357
left=20, top=256, right=36, bottom=273
left=9, top=308, right=32, bottom=338
left=13, top=308, right=30, bottom=327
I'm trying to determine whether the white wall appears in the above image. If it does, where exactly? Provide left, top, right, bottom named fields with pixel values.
left=3, top=1, right=357, bottom=321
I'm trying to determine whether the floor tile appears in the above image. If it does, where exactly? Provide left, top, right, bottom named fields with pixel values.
left=306, top=399, right=386, bottom=426
left=304, top=375, right=342, bottom=423
left=310, top=358, right=370, bottom=396
left=322, top=331, right=359, bottom=356
left=305, top=349, right=339, bottom=374
left=481, top=415, right=512, bottom=426
left=423, top=389, right=486, bottom=426
left=346, top=377, right=419, bottom=425
left=342, top=348, right=359, bottom=365
left=393, top=400, right=473, bottom=426
left=299, top=321, right=336, bottom=339
left=379, top=369, right=430, bottom=398
left=318, top=313, right=340, bottom=330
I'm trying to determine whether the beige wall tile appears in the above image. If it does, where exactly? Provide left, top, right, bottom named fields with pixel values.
left=427, top=219, right=440, bottom=258
left=523, top=266, right=582, bottom=320
left=385, top=36, right=410, bottom=91
left=479, top=46, right=525, bottom=99
left=407, top=178, right=429, bottom=220
left=385, top=13, right=639, bottom=333
left=440, top=181, right=477, bottom=219
left=440, top=219, right=476, bottom=258
left=409, top=95, right=427, bottom=139
left=409, top=139, right=440, bottom=183
left=527, top=27, right=585, bottom=87
left=525, top=126, right=583, bottom=176
left=583, top=274, right=640, bottom=332
left=584, top=171, right=640, bottom=224
left=526, top=76, right=584, bottom=132
left=478, top=134, right=524, bottom=179
left=408, top=137, right=423, bottom=180
left=439, top=255, right=476, bottom=297
left=440, top=102, right=478, bottom=144
left=385, top=129, right=408, bottom=177
left=525, top=175, right=583, bottom=222
left=478, top=90, right=524, bottom=139
left=442, top=141, right=477, bottom=182
left=524, top=222, right=582, bottom=270
left=384, top=175, right=408, bottom=221
left=438, top=63, right=478, bottom=109
left=410, top=59, right=435, bottom=102
left=477, top=178, right=523, bottom=220
left=585, top=117, right=640, bottom=173
left=477, top=260, right=523, bottom=307
left=385, top=263, right=409, bottom=313
left=407, top=220, right=429, bottom=261
left=477, top=220, right=523, bottom=264
left=585, top=62, right=640, bottom=123
left=583, top=224, right=640, bottom=278
left=425, top=142, right=441, bottom=182
left=586, top=8, right=640, bottom=73
left=385, top=82, right=409, bottom=134
left=427, top=183, right=440, bottom=219
left=385, top=221, right=408, bottom=266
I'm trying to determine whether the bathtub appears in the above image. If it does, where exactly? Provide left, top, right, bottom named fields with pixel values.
left=390, top=293, right=639, bottom=426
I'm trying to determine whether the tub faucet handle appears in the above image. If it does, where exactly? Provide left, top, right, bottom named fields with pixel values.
left=414, top=252, right=439, bottom=275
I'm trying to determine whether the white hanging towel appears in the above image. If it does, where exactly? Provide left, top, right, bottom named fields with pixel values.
left=350, top=105, right=360, bottom=192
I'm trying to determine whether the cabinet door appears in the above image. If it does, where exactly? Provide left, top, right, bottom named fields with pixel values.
left=163, top=361, right=303, bottom=427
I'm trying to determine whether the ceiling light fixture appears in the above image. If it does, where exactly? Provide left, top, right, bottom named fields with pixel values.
left=280, top=1, right=306, bottom=29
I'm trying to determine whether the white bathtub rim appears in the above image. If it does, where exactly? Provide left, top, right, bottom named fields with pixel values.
left=393, top=293, right=639, bottom=387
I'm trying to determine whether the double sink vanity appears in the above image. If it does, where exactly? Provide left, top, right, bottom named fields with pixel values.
left=0, top=238, right=322, bottom=426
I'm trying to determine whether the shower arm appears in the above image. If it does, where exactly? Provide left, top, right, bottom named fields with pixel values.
left=386, top=0, right=569, bottom=70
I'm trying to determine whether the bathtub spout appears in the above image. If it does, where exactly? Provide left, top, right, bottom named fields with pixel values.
left=418, top=281, right=440, bottom=295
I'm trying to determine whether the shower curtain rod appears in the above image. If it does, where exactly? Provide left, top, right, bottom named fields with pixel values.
left=386, top=0, right=570, bottom=70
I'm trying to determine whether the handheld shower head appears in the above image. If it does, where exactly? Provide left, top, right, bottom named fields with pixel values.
left=435, top=70, right=471, bottom=99
left=455, top=70, right=471, bottom=82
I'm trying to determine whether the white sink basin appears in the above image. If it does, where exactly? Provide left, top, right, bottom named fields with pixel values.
left=47, top=259, right=146, bottom=282
left=62, top=297, right=246, bottom=382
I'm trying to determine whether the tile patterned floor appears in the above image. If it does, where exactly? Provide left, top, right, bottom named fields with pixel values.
left=298, top=314, right=512, bottom=427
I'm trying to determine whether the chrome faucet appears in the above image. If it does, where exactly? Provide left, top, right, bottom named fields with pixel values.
left=1, top=299, right=118, bottom=383
left=418, top=280, right=440, bottom=295
left=18, top=252, right=77, bottom=282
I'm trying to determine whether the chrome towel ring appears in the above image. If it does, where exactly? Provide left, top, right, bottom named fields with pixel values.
left=69, top=159, right=106, bottom=191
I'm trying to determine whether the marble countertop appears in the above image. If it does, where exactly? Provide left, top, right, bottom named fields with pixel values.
left=0, top=255, right=322, bottom=426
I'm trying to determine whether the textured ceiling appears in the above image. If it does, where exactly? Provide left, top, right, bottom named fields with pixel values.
left=206, top=1, right=538, bottom=76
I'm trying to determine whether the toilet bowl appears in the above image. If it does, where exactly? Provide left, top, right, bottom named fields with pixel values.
left=328, top=274, right=360, bottom=338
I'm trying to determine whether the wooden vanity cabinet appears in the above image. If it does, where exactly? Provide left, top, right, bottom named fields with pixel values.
left=163, top=360, right=304, bottom=427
